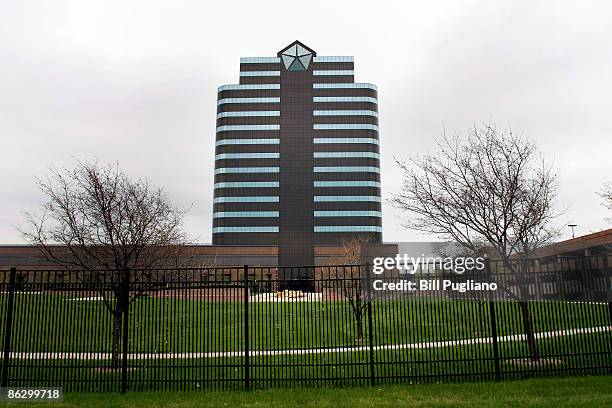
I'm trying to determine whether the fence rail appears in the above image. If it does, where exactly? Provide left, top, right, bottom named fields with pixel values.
left=0, top=255, right=611, bottom=392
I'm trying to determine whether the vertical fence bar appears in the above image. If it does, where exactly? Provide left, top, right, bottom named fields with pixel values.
left=601, top=254, right=612, bottom=375
left=243, top=265, right=250, bottom=390
left=603, top=255, right=612, bottom=326
left=488, top=301, right=501, bottom=380
left=486, top=259, right=501, bottom=381
left=365, top=262, right=375, bottom=386
left=1, top=267, right=17, bottom=388
left=121, top=267, right=130, bottom=394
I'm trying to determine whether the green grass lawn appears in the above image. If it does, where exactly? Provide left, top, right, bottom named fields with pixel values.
left=3, top=294, right=610, bottom=352
left=3, top=376, right=612, bottom=407
left=2, top=293, right=610, bottom=392
left=6, top=332, right=611, bottom=392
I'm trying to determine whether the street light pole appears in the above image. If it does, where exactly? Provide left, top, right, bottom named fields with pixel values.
left=568, top=224, right=577, bottom=239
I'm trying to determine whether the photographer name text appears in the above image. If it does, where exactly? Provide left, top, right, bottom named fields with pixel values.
left=373, top=278, right=498, bottom=292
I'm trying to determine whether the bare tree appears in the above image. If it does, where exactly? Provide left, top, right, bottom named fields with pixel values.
left=21, top=160, right=191, bottom=367
left=322, top=237, right=372, bottom=343
left=391, top=124, right=560, bottom=360
left=598, top=183, right=612, bottom=223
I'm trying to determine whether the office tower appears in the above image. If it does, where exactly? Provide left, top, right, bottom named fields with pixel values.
left=213, top=41, right=381, bottom=268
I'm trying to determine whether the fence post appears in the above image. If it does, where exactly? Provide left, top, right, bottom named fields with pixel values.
left=603, top=255, right=612, bottom=326
left=243, top=265, right=250, bottom=390
left=488, top=301, right=501, bottom=380
left=486, top=260, right=501, bottom=381
left=365, top=262, right=375, bottom=386
left=1, top=267, right=17, bottom=388
left=120, top=267, right=130, bottom=394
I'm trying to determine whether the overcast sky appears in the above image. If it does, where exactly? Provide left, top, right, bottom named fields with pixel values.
left=1, top=0, right=611, bottom=244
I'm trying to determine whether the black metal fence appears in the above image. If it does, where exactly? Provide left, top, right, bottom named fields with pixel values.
left=0, top=255, right=611, bottom=393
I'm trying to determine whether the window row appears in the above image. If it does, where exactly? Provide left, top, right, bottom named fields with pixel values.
left=314, top=226, right=382, bottom=233
left=313, top=124, right=378, bottom=131
left=314, top=211, right=382, bottom=217
left=313, top=56, right=354, bottom=62
left=218, top=82, right=375, bottom=91
left=217, top=125, right=280, bottom=133
left=216, top=139, right=377, bottom=147
left=213, top=211, right=279, bottom=218
left=314, top=181, right=381, bottom=187
left=240, top=57, right=281, bottom=64
left=214, top=182, right=279, bottom=188
left=213, top=196, right=279, bottom=203
left=239, top=71, right=280, bottom=77
left=314, top=195, right=381, bottom=202
left=214, top=196, right=380, bottom=203
left=218, top=98, right=280, bottom=105
left=313, top=138, right=379, bottom=145
left=218, top=84, right=280, bottom=91
left=314, top=152, right=379, bottom=159
left=313, top=110, right=378, bottom=117
left=217, top=111, right=280, bottom=118
left=313, top=96, right=377, bottom=103
left=215, top=167, right=280, bottom=174
left=313, top=83, right=376, bottom=90
left=212, top=226, right=381, bottom=233
left=314, top=166, right=379, bottom=173
left=215, top=153, right=280, bottom=160
left=312, top=70, right=354, bottom=76
left=217, top=111, right=378, bottom=118
left=215, top=139, right=279, bottom=146
left=215, top=180, right=380, bottom=188
left=213, top=226, right=279, bottom=233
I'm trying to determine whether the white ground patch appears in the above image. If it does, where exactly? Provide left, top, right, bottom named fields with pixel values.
left=5, top=325, right=611, bottom=360
left=250, top=292, right=323, bottom=302
left=65, top=297, right=105, bottom=301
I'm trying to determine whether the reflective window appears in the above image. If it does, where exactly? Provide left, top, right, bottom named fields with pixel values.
left=314, top=226, right=382, bottom=232
left=217, top=125, right=280, bottom=132
left=313, top=110, right=378, bottom=117
left=313, top=56, right=354, bottom=63
left=215, top=139, right=280, bottom=146
left=313, top=96, right=377, bottom=103
left=213, top=227, right=279, bottom=233
left=313, top=138, right=378, bottom=145
left=313, top=83, right=376, bottom=90
left=215, top=167, right=279, bottom=174
left=216, top=153, right=280, bottom=160
left=314, top=152, right=379, bottom=159
left=218, top=84, right=280, bottom=91
left=314, top=181, right=381, bottom=187
left=313, top=70, right=354, bottom=76
left=314, top=124, right=378, bottom=131
left=240, top=57, right=280, bottom=63
left=239, top=71, right=280, bottom=77
left=217, top=111, right=280, bottom=118
left=214, top=182, right=279, bottom=188
left=213, top=211, right=279, bottom=218
left=213, top=196, right=279, bottom=203
left=314, top=211, right=382, bottom=217
left=314, top=195, right=381, bottom=202
left=314, top=166, right=379, bottom=173
left=218, top=98, right=280, bottom=105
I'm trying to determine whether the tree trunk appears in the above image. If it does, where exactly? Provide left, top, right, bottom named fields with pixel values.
left=111, top=307, right=122, bottom=368
left=354, top=286, right=364, bottom=341
left=519, top=301, right=539, bottom=361
left=356, top=312, right=364, bottom=341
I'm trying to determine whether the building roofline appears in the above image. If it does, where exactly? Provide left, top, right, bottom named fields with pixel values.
left=277, top=40, right=317, bottom=57
left=533, top=228, right=612, bottom=257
